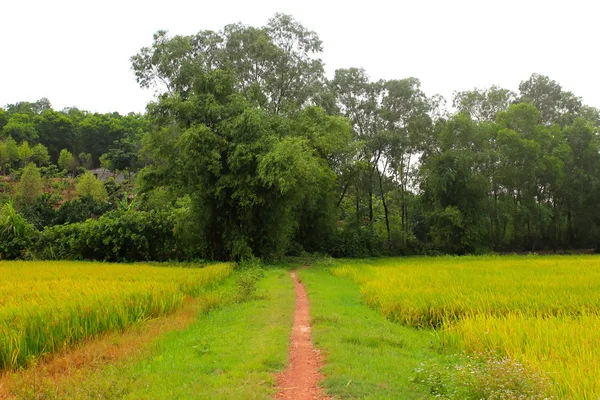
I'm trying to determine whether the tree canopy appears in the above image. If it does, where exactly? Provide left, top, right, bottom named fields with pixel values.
left=1, top=13, right=599, bottom=261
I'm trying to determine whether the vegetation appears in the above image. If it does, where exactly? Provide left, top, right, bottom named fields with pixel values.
left=14, top=163, right=43, bottom=206
left=298, top=263, right=455, bottom=398
left=0, top=14, right=598, bottom=260
left=0, top=262, right=232, bottom=370
left=2, top=267, right=294, bottom=400
left=1, top=11, right=600, bottom=400
left=75, top=172, right=108, bottom=202
left=330, top=256, right=600, bottom=398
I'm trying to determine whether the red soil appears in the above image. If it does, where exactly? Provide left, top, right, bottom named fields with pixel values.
left=276, top=270, right=329, bottom=400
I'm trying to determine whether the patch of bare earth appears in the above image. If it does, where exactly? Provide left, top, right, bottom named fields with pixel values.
left=0, top=297, right=205, bottom=399
left=276, top=270, right=329, bottom=400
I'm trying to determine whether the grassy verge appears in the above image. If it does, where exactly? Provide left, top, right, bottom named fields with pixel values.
left=298, top=264, right=456, bottom=399
left=8, top=267, right=295, bottom=400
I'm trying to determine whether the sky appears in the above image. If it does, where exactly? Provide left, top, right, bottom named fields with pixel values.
left=1, top=0, right=598, bottom=114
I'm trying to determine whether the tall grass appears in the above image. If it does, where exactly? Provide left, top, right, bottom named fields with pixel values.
left=0, top=261, right=231, bottom=370
left=331, top=256, right=600, bottom=398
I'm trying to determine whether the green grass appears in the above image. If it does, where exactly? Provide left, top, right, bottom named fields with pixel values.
left=299, top=263, right=456, bottom=399
left=19, top=267, right=295, bottom=400
left=330, top=256, right=600, bottom=398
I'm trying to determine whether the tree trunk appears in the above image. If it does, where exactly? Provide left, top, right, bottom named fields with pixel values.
left=355, top=185, right=360, bottom=224
left=337, top=182, right=349, bottom=209
left=377, top=169, right=391, bottom=242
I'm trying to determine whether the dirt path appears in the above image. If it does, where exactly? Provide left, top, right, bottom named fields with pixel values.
left=275, top=270, right=328, bottom=400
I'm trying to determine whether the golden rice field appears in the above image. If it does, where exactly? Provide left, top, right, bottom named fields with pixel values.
left=332, top=256, right=600, bottom=399
left=0, top=261, right=232, bottom=371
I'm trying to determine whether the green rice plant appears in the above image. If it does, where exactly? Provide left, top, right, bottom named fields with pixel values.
left=0, top=261, right=232, bottom=370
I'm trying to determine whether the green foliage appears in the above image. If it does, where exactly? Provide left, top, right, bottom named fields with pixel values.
left=104, top=140, right=138, bottom=173
left=57, top=148, right=73, bottom=172
left=76, top=171, right=108, bottom=203
left=14, top=163, right=44, bottom=207
left=329, top=223, right=383, bottom=258
left=18, top=141, right=33, bottom=167
left=53, top=196, right=113, bottom=225
left=1, top=114, right=38, bottom=142
left=0, top=201, right=37, bottom=259
left=2, top=137, right=19, bottom=173
left=78, top=152, right=93, bottom=169
left=2, top=17, right=599, bottom=260
left=234, top=266, right=265, bottom=303
left=414, top=354, right=554, bottom=399
left=37, top=210, right=181, bottom=261
left=20, top=194, right=58, bottom=229
left=31, top=143, right=50, bottom=166
left=138, top=65, right=350, bottom=261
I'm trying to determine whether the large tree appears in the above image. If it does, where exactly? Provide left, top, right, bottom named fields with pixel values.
left=138, top=68, right=350, bottom=260
left=131, top=13, right=325, bottom=114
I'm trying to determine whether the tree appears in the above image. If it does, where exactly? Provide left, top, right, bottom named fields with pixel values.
left=380, top=78, right=434, bottom=243
left=138, top=68, right=349, bottom=260
left=518, top=73, right=582, bottom=126
left=57, top=149, right=77, bottom=176
left=453, top=86, right=516, bottom=122
left=35, top=110, right=75, bottom=162
left=420, top=113, right=491, bottom=253
left=76, top=172, right=108, bottom=203
left=330, top=68, right=382, bottom=227
left=104, top=139, right=138, bottom=179
left=99, top=153, right=113, bottom=171
left=131, top=13, right=325, bottom=114
left=1, top=114, right=38, bottom=142
left=18, top=141, right=33, bottom=167
left=3, top=137, right=20, bottom=173
left=31, top=143, right=50, bottom=166
left=78, top=152, right=93, bottom=170
left=15, top=163, right=44, bottom=207
left=0, top=109, right=7, bottom=131
left=5, top=98, right=52, bottom=115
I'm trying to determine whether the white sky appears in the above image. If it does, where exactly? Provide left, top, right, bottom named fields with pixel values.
left=1, top=0, right=598, bottom=114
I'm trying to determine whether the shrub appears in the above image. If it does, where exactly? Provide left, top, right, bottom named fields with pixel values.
left=52, top=196, right=113, bottom=225
left=20, top=194, right=58, bottom=228
left=0, top=201, right=37, bottom=259
left=36, top=209, right=182, bottom=262
left=14, top=163, right=43, bottom=207
left=76, top=172, right=108, bottom=202
left=414, top=353, right=555, bottom=399
left=328, top=224, right=383, bottom=258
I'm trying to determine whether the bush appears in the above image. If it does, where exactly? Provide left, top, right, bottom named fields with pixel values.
left=328, top=224, right=383, bottom=258
left=76, top=172, right=108, bottom=202
left=36, top=210, right=182, bottom=262
left=0, top=201, right=37, bottom=259
left=53, top=196, right=113, bottom=225
left=20, top=194, right=58, bottom=228
left=14, top=163, right=43, bottom=207
left=39, top=165, right=65, bottom=178
left=413, top=353, right=555, bottom=399
left=234, top=266, right=265, bottom=303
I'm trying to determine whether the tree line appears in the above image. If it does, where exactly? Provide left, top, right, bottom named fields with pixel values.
left=1, top=13, right=599, bottom=261
left=0, top=99, right=145, bottom=173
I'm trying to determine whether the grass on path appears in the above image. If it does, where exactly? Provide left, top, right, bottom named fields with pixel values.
left=10, top=267, right=295, bottom=400
left=299, top=263, right=455, bottom=399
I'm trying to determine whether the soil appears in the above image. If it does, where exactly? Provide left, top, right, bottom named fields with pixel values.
left=0, top=297, right=202, bottom=399
left=275, top=270, right=329, bottom=400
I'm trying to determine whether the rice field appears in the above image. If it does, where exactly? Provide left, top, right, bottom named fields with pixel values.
left=331, top=256, right=600, bottom=399
left=0, top=261, right=232, bottom=371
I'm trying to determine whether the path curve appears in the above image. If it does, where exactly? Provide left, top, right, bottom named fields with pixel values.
left=275, top=270, right=328, bottom=400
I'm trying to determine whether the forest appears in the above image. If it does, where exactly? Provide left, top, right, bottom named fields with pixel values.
left=1, top=13, right=599, bottom=261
